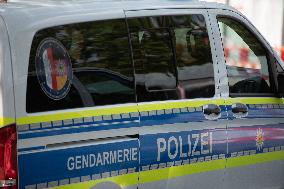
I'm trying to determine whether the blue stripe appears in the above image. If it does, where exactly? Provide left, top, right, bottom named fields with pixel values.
left=19, top=119, right=139, bottom=139
left=18, top=106, right=229, bottom=139
left=18, top=140, right=139, bottom=189
left=20, top=117, right=136, bottom=132
left=227, top=106, right=284, bottom=119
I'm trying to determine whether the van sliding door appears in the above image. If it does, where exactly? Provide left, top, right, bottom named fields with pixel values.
left=16, top=14, right=140, bottom=189
left=125, top=9, right=227, bottom=189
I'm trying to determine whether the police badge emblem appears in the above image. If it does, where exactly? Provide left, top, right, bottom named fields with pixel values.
left=256, top=128, right=264, bottom=151
left=35, top=38, right=73, bottom=100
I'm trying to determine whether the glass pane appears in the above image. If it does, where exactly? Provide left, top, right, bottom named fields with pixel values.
left=128, top=17, right=178, bottom=102
left=171, top=15, right=215, bottom=99
left=137, top=28, right=176, bottom=91
left=218, top=17, right=272, bottom=94
left=27, top=19, right=135, bottom=113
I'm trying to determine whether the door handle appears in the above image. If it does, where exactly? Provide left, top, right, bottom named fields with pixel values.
left=232, top=103, right=248, bottom=118
left=203, top=104, right=221, bottom=120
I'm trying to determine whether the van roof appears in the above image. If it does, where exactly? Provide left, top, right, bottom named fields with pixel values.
left=3, top=0, right=225, bottom=8
left=0, top=0, right=236, bottom=33
left=0, top=0, right=234, bottom=20
left=0, top=0, right=237, bottom=46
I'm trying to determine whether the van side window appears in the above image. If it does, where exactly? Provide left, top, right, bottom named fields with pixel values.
left=218, top=17, right=273, bottom=95
left=171, top=15, right=215, bottom=99
left=128, top=15, right=215, bottom=102
left=128, top=17, right=178, bottom=102
left=26, top=19, right=135, bottom=113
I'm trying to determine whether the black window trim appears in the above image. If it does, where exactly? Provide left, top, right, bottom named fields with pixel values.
left=230, top=93, right=277, bottom=98
left=126, top=14, right=216, bottom=99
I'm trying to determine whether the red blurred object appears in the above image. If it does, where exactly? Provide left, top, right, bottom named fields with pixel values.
left=224, top=47, right=229, bottom=58
left=0, top=125, right=17, bottom=189
left=239, top=48, right=249, bottom=62
left=281, top=47, right=284, bottom=62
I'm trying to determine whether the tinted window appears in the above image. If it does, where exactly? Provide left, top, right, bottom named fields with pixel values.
left=128, top=15, right=215, bottom=102
left=27, top=19, right=135, bottom=113
left=171, top=15, right=215, bottom=99
left=218, top=17, right=273, bottom=95
left=128, top=17, right=178, bottom=102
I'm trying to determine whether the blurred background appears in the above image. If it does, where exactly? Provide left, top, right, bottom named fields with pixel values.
left=202, top=0, right=284, bottom=61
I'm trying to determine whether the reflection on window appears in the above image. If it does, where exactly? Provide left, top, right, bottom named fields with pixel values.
left=137, top=29, right=176, bottom=91
left=218, top=17, right=272, bottom=94
left=128, top=15, right=215, bottom=102
left=128, top=17, right=178, bottom=102
left=172, top=15, right=215, bottom=99
left=27, top=19, right=135, bottom=113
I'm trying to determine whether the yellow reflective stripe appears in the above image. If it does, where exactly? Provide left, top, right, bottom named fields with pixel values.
left=16, top=97, right=283, bottom=125
left=17, top=99, right=226, bottom=125
left=17, top=104, right=138, bottom=125
left=138, top=98, right=225, bottom=112
left=0, top=117, right=15, bottom=128
left=50, top=173, right=138, bottom=189
left=49, top=151, right=284, bottom=188
left=139, top=159, right=226, bottom=184
left=140, top=151, right=284, bottom=184
left=227, top=150, right=284, bottom=168
left=225, top=97, right=282, bottom=105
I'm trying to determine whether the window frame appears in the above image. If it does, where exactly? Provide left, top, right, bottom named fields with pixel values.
left=25, top=9, right=221, bottom=115
left=214, top=12, right=278, bottom=98
left=125, top=9, right=220, bottom=102
left=26, top=17, right=137, bottom=113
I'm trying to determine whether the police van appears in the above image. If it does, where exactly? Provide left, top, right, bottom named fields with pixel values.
left=0, top=0, right=284, bottom=189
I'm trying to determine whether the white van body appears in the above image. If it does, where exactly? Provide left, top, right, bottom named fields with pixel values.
left=0, top=1, right=284, bottom=189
